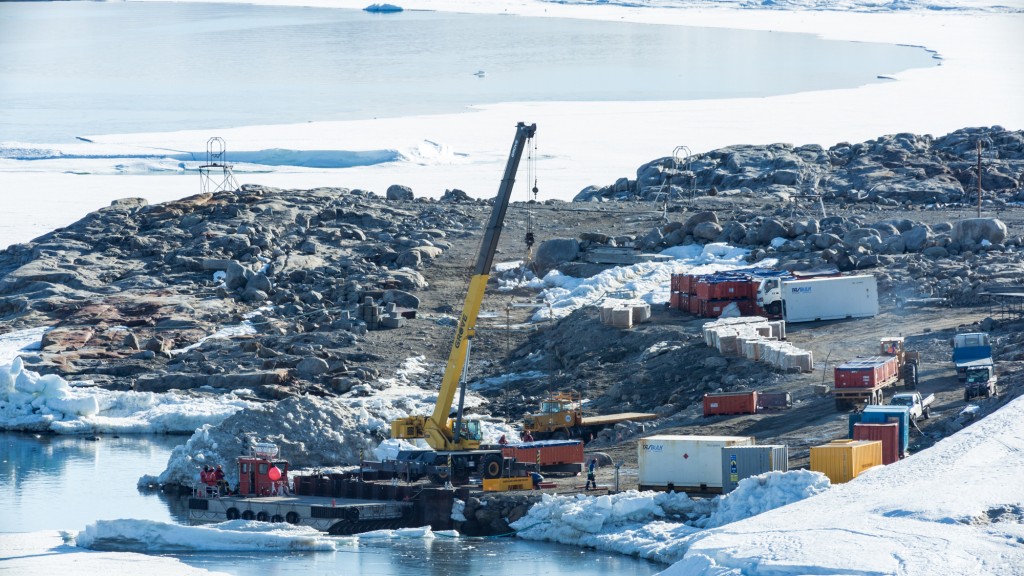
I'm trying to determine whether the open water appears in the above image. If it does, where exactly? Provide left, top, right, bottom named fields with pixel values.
left=0, top=2, right=937, bottom=143
left=0, top=432, right=660, bottom=575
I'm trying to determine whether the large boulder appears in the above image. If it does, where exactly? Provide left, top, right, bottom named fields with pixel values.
left=681, top=211, right=719, bottom=236
left=386, top=184, right=414, bottom=201
left=534, top=238, right=580, bottom=274
left=902, top=225, right=932, bottom=252
left=440, top=189, right=471, bottom=203
left=952, top=218, right=1008, bottom=245
left=692, top=221, right=723, bottom=241
left=843, top=228, right=882, bottom=246
left=224, top=261, right=253, bottom=291
left=757, top=219, right=791, bottom=244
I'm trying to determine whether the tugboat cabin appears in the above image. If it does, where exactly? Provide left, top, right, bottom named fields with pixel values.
left=238, top=442, right=290, bottom=496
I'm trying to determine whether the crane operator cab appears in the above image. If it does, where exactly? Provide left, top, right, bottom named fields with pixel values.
left=452, top=419, right=483, bottom=442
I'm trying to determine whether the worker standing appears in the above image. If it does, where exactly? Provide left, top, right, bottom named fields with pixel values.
left=199, top=466, right=210, bottom=495
left=214, top=464, right=227, bottom=496
left=498, top=434, right=508, bottom=445
left=522, top=429, right=534, bottom=442
left=585, top=458, right=597, bottom=491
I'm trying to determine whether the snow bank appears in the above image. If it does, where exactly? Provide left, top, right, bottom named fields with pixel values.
left=154, top=356, right=520, bottom=486
left=0, top=357, right=256, bottom=434
left=530, top=243, right=774, bottom=321
left=511, top=469, right=828, bottom=564
left=0, top=531, right=229, bottom=576
left=0, top=327, right=48, bottom=365
left=75, top=519, right=342, bottom=552
left=665, top=394, right=1024, bottom=575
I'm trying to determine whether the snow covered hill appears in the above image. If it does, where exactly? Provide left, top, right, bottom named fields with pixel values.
left=665, top=394, right=1024, bottom=575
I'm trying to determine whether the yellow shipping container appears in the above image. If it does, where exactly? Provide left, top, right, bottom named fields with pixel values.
left=810, top=440, right=883, bottom=484
left=482, top=477, right=533, bottom=492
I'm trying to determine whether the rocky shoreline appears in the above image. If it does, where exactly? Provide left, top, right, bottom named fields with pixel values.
left=1, top=126, right=1022, bottom=494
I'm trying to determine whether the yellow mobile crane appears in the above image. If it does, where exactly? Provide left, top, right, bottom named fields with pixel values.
left=389, top=122, right=537, bottom=485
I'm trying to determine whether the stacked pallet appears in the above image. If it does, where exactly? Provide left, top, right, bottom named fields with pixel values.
left=702, top=316, right=812, bottom=373
left=599, top=301, right=651, bottom=329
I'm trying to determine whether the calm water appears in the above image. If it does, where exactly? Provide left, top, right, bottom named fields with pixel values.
left=0, top=432, right=660, bottom=575
left=0, top=2, right=937, bottom=143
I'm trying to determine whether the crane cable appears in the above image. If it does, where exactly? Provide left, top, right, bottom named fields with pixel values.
left=524, top=133, right=538, bottom=261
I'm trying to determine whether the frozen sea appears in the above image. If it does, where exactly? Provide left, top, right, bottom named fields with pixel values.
left=0, top=1, right=936, bottom=143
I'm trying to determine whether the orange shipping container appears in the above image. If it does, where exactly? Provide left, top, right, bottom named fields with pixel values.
left=853, top=422, right=900, bottom=465
left=810, top=440, right=883, bottom=483
left=502, top=441, right=584, bottom=473
left=703, top=392, right=758, bottom=417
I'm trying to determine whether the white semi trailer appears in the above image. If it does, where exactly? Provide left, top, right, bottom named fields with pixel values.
left=756, top=274, right=878, bottom=323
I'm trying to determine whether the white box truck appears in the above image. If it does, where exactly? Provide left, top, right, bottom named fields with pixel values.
left=756, top=274, right=878, bottom=323
left=638, top=435, right=754, bottom=492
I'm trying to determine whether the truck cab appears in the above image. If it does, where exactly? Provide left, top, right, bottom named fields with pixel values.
left=756, top=278, right=783, bottom=315
left=879, top=337, right=920, bottom=388
left=524, top=392, right=582, bottom=437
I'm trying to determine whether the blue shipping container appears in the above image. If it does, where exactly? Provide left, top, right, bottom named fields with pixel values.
left=861, top=405, right=911, bottom=456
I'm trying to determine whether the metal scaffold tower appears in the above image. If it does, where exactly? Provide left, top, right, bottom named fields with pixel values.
left=199, top=137, right=238, bottom=194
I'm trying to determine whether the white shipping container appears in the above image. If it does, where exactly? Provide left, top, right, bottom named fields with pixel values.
left=638, top=435, right=754, bottom=491
left=781, top=275, right=878, bottom=323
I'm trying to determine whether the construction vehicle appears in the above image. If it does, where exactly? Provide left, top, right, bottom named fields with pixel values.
left=755, top=275, right=878, bottom=323
left=523, top=391, right=657, bottom=441
left=964, top=364, right=998, bottom=401
left=880, top=336, right=920, bottom=388
left=387, top=122, right=537, bottom=486
left=832, top=337, right=920, bottom=411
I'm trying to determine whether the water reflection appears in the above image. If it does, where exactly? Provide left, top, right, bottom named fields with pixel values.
left=0, top=432, right=189, bottom=531
left=1, top=432, right=661, bottom=575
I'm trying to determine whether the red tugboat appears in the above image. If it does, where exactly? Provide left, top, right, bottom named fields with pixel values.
left=237, top=442, right=290, bottom=497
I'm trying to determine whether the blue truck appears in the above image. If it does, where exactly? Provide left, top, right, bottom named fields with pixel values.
left=952, top=332, right=993, bottom=380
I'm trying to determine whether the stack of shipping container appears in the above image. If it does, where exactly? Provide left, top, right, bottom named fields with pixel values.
left=669, top=268, right=787, bottom=318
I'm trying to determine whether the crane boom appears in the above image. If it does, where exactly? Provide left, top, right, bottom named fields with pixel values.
left=392, top=122, right=537, bottom=452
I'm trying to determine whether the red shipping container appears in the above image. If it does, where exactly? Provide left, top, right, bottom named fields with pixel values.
left=680, top=275, right=694, bottom=295
left=701, top=299, right=743, bottom=318
left=679, top=294, right=690, bottom=313
left=712, top=281, right=752, bottom=300
left=502, top=441, right=584, bottom=466
left=703, top=391, right=758, bottom=416
left=853, top=422, right=900, bottom=464
left=695, top=281, right=714, bottom=300
left=834, top=356, right=900, bottom=389
left=670, top=291, right=681, bottom=310
left=671, top=274, right=682, bottom=292
left=737, top=299, right=757, bottom=316
left=688, top=295, right=701, bottom=315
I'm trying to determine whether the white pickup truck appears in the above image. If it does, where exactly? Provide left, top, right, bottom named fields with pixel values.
left=890, top=392, right=934, bottom=421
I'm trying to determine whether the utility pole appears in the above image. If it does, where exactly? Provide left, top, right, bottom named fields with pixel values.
left=977, top=139, right=983, bottom=218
